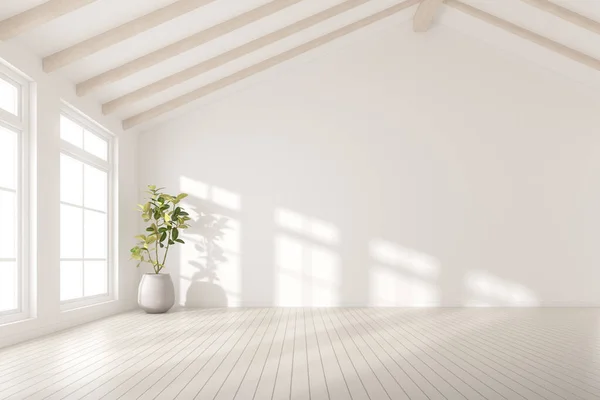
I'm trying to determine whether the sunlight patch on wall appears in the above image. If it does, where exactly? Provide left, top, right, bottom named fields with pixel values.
left=370, top=239, right=440, bottom=279
left=216, top=218, right=241, bottom=305
left=180, top=176, right=240, bottom=211
left=276, top=235, right=303, bottom=306
left=275, top=208, right=339, bottom=245
left=180, top=176, right=209, bottom=201
left=211, top=186, right=241, bottom=211
left=369, top=239, right=440, bottom=307
left=464, top=271, right=538, bottom=307
left=275, top=208, right=340, bottom=306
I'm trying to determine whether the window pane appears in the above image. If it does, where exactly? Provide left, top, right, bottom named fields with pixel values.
left=60, top=261, right=83, bottom=301
left=84, top=261, right=107, bottom=297
left=0, top=125, right=17, bottom=190
left=84, top=210, right=106, bottom=259
left=60, top=204, right=83, bottom=259
left=0, top=262, right=17, bottom=312
left=84, top=164, right=107, bottom=211
left=0, top=77, right=18, bottom=116
left=84, top=130, right=108, bottom=161
left=60, top=115, right=83, bottom=148
left=60, top=154, right=83, bottom=205
left=0, top=191, right=16, bottom=259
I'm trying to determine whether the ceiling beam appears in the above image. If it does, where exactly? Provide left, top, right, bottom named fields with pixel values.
left=103, top=0, right=371, bottom=115
left=446, top=0, right=600, bottom=71
left=413, top=0, right=444, bottom=32
left=76, top=0, right=303, bottom=96
left=123, top=0, right=421, bottom=130
left=0, top=0, right=96, bottom=41
left=519, top=0, right=600, bottom=35
left=42, top=0, right=217, bottom=72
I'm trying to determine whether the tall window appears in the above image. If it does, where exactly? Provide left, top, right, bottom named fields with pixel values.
left=0, top=64, right=30, bottom=322
left=60, top=109, right=113, bottom=306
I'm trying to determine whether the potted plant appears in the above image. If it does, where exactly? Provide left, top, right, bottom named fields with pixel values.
left=130, top=185, right=191, bottom=313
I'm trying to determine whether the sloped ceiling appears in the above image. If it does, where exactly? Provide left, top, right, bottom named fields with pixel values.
left=0, top=0, right=599, bottom=132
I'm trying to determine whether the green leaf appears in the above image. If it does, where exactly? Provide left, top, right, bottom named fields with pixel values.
left=135, top=187, right=193, bottom=270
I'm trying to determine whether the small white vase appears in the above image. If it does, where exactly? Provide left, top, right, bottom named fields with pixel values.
left=138, top=273, right=175, bottom=314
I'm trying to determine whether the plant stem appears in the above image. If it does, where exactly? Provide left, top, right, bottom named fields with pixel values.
left=161, top=230, right=172, bottom=270
left=142, top=248, right=154, bottom=268
left=154, top=217, right=160, bottom=274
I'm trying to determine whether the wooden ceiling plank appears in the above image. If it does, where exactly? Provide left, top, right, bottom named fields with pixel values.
left=103, top=0, right=371, bottom=115
left=520, top=0, right=600, bottom=36
left=413, top=0, right=444, bottom=32
left=76, top=0, right=303, bottom=96
left=122, top=0, right=421, bottom=130
left=0, top=0, right=96, bottom=41
left=446, top=0, right=600, bottom=72
left=42, top=0, right=217, bottom=72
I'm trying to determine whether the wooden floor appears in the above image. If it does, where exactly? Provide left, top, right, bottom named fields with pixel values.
left=1, top=308, right=600, bottom=400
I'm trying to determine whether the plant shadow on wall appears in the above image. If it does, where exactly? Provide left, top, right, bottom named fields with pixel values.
left=185, top=211, right=231, bottom=307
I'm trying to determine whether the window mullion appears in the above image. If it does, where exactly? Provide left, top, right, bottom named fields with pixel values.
left=17, top=121, right=23, bottom=314
left=60, top=141, right=109, bottom=171
left=81, top=159, right=85, bottom=298
left=0, top=112, right=22, bottom=131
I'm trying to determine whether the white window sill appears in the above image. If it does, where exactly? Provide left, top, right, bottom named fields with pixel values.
left=60, top=295, right=115, bottom=312
left=0, top=310, right=32, bottom=327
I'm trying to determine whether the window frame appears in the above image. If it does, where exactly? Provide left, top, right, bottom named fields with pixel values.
left=59, top=105, right=115, bottom=311
left=0, top=63, right=31, bottom=324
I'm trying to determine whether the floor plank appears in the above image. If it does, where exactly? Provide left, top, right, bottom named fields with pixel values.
left=1, top=308, right=600, bottom=400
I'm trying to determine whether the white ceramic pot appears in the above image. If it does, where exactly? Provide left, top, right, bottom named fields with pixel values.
left=138, top=273, right=175, bottom=314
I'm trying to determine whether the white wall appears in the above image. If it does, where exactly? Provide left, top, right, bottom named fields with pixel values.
left=139, top=21, right=600, bottom=308
left=0, top=41, right=139, bottom=348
